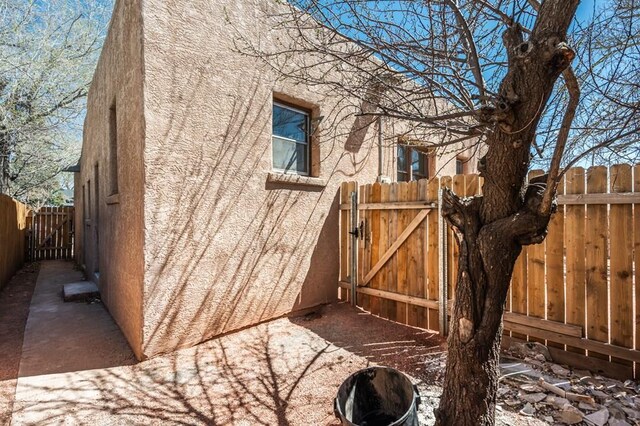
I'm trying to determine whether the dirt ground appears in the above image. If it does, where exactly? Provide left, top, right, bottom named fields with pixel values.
left=2, top=262, right=550, bottom=425
left=0, top=263, right=39, bottom=426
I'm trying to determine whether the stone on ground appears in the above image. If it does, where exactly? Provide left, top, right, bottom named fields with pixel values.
left=62, top=281, right=99, bottom=302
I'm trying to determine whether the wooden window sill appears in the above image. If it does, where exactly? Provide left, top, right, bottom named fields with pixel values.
left=266, top=172, right=326, bottom=188
left=106, top=194, right=120, bottom=205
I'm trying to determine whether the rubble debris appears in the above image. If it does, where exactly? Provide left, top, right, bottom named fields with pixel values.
left=520, top=402, right=536, bottom=416
left=498, top=342, right=640, bottom=425
left=538, top=377, right=596, bottom=405
left=550, top=364, right=571, bottom=377
left=584, top=408, right=609, bottom=426
left=519, top=392, right=547, bottom=404
left=507, top=341, right=552, bottom=361
left=559, top=404, right=584, bottom=424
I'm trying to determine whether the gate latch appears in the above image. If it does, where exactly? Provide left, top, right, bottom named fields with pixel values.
left=349, top=221, right=364, bottom=240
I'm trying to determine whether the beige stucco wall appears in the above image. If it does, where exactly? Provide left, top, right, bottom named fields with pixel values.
left=75, top=0, right=145, bottom=359
left=139, top=0, right=398, bottom=357
left=77, top=0, right=482, bottom=359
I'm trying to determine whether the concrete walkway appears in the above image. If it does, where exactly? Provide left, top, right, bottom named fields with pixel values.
left=17, top=261, right=136, bottom=377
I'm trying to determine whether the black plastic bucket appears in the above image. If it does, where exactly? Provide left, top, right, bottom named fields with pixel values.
left=334, top=366, right=421, bottom=426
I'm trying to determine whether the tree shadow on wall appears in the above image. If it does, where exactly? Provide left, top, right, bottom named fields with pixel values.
left=139, top=53, right=379, bottom=357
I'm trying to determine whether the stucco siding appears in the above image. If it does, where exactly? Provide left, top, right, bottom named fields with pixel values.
left=77, top=0, right=146, bottom=359
left=140, top=0, right=393, bottom=357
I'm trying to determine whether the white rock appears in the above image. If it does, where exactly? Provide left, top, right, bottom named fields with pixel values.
left=592, top=390, right=610, bottom=399
left=546, top=395, right=570, bottom=408
left=551, top=364, right=571, bottom=377
left=520, top=402, right=536, bottom=417
left=560, top=405, right=584, bottom=424
left=584, top=408, right=609, bottom=426
left=580, top=401, right=599, bottom=411
left=520, top=392, right=548, bottom=403
left=520, top=383, right=544, bottom=393
left=607, top=418, right=631, bottom=426
left=620, top=406, right=640, bottom=420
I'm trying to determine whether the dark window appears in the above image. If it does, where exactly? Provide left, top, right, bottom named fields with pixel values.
left=397, top=145, right=429, bottom=182
left=109, top=102, right=118, bottom=195
left=456, top=157, right=469, bottom=175
left=397, top=145, right=408, bottom=182
left=272, top=102, right=310, bottom=175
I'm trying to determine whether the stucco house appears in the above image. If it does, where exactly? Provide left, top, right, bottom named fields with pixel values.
left=74, top=0, right=480, bottom=359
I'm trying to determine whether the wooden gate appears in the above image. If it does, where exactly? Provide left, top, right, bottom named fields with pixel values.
left=339, top=165, right=640, bottom=379
left=26, top=206, right=75, bottom=261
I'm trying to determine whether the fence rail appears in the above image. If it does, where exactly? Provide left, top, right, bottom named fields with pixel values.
left=339, top=164, right=640, bottom=379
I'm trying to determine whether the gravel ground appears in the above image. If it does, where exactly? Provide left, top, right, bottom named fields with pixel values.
left=6, top=299, right=544, bottom=425
left=1, top=262, right=561, bottom=425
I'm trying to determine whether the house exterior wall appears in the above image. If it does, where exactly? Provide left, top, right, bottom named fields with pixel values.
left=77, top=0, right=482, bottom=359
left=74, top=0, right=146, bottom=359
left=139, top=0, right=394, bottom=357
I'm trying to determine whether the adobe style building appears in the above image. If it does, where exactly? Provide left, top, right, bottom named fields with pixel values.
left=75, top=0, right=480, bottom=359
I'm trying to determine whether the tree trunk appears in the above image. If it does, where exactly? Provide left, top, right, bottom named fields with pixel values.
left=435, top=1, right=579, bottom=424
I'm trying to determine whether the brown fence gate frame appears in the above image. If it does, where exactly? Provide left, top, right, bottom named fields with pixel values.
left=26, top=206, right=75, bottom=261
left=339, top=165, right=640, bottom=380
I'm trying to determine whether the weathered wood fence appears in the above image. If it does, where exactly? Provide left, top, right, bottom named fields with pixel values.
left=339, top=164, right=640, bottom=379
left=0, top=194, right=29, bottom=289
left=26, top=206, right=75, bottom=261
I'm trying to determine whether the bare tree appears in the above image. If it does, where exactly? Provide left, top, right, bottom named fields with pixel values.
left=239, top=0, right=639, bottom=424
left=0, top=0, right=111, bottom=206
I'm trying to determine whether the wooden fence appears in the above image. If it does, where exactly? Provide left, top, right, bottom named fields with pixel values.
left=339, top=164, right=640, bottom=379
left=26, top=206, right=75, bottom=261
left=0, top=194, right=29, bottom=290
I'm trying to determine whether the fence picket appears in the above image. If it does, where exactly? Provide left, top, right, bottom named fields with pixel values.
left=527, top=170, right=546, bottom=344
left=388, top=183, right=399, bottom=320
left=586, top=166, right=609, bottom=361
left=546, top=176, right=565, bottom=350
left=609, top=164, right=633, bottom=367
left=379, top=183, right=391, bottom=319
left=427, top=178, right=440, bottom=330
left=369, top=182, right=382, bottom=316
left=565, top=167, right=586, bottom=355
left=396, top=182, right=409, bottom=324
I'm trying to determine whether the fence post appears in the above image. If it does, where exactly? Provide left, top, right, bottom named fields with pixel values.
left=350, top=190, right=359, bottom=306
left=438, top=187, right=449, bottom=336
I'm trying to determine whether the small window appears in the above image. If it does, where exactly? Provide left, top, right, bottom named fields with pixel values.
left=397, top=145, right=429, bottom=182
left=456, top=157, right=469, bottom=175
left=272, top=102, right=310, bottom=175
left=397, top=145, right=409, bottom=182
left=109, top=102, right=119, bottom=195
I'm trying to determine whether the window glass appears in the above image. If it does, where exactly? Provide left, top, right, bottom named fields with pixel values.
left=397, top=145, right=408, bottom=181
left=272, top=102, right=309, bottom=174
left=456, top=158, right=464, bottom=175
left=412, top=150, right=427, bottom=180
left=398, top=144, right=428, bottom=181
left=273, top=104, right=307, bottom=143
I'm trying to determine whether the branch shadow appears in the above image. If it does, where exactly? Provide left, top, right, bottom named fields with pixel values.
left=10, top=318, right=361, bottom=425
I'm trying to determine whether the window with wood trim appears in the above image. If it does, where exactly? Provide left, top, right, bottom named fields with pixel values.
left=272, top=101, right=310, bottom=175
left=397, top=145, right=429, bottom=182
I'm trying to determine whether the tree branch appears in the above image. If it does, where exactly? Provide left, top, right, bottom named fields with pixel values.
left=539, top=66, right=580, bottom=215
